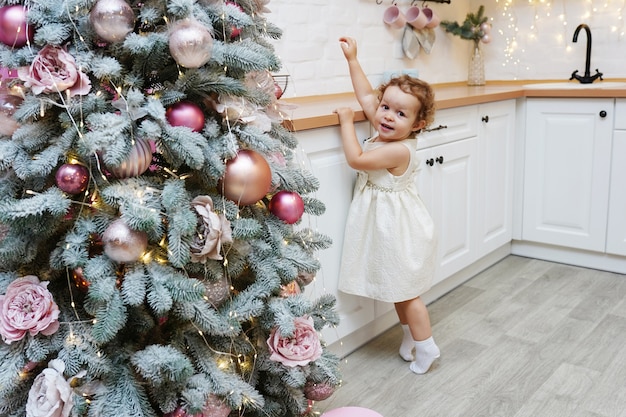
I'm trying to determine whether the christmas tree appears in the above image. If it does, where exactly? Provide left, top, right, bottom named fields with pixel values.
left=0, top=0, right=340, bottom=416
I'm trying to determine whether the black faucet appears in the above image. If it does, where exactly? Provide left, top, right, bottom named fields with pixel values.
left=570, top=24, right=603, bottom=84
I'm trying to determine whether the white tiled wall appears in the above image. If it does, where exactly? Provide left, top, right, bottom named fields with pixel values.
left=267, top=0, right=626, bottom=97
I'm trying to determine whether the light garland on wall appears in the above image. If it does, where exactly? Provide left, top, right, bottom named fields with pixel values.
left=494, top=0, right=626, bottom=78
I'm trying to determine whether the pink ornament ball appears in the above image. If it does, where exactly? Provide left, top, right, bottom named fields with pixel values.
left=273, top=81, right=283, bottom=99
left=55, top=163, right=90, bottom=194
left=109, top=137, right=153, bottom=179
left=89, top=0, right=135, bottom=43
left=102, top=218, right=148, bottom=263
left=0, top=92, right=23, bottom=136
left=166, top=101, right=205, bottom=132
left=0, top=5, right=34, bottom=48
left=169, top=18, right=213, bottom=68
left=269, top=190, right=304, bottom=224
left=321, top=407, right=384, bottom=417
left=304, top=381, right=335, bottom=401
left=219, top=149, right=272, bottom=206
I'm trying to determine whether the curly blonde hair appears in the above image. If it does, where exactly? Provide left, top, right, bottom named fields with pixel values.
left=378, top=75, right=436, bottom=131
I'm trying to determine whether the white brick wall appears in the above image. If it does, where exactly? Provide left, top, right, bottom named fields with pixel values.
left=267, top=0, right=626, bottom=97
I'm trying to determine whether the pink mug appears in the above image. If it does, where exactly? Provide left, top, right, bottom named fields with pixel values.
left=422, top=7, right=440, bottom=28
left=405, top=6, right=428, bottom=30
left=383, top=6, right=406, bottom=29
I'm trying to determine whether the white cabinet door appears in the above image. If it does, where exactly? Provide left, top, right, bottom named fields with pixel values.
left=417, top=137, right=478, bottom=284
left=476, top=100, right=515, bottom=258
left=296, top=122, right=375, bottom=345
left=522, top=99, right=613, bottom=252
left=606, top=130, right=626, bottom=255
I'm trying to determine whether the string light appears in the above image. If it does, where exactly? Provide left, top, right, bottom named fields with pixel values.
left=494, top=0, right=626, bottom=78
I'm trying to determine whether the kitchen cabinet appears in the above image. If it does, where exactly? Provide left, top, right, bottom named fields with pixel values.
left=522, top=98, right=614, bottom=252
left=606, top=99, right=626, bottom=255
left=476, top=100, right=516, bottom=258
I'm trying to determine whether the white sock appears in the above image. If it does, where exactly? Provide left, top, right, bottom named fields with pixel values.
left=399, top=324, right=414, bottom=361
left=409, top=336, right=440, bottom=374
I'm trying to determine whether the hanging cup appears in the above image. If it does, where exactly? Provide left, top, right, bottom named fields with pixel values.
left=422, top=7, right=440, bottom=28
left=383, top=6, right=406, bottom=29
left=405, top=6, right=428, bottom=30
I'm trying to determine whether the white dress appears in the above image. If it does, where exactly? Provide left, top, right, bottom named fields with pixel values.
left=338, top=137, right=437, bottom=303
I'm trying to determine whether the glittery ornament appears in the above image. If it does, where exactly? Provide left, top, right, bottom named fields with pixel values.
left=0, top=92, right=22, bottom=136
left=304, top=380, right=335, bottom=401
left=0, top=5, right=34, bottom=48
left=166, top=101, right=205, bottom=132
left=108, top=137, right=153, bottom=178
left=169, top=19, right=213, bottom=68
left=202, top=394, right=230, bottom=417
left=102, top=218, right=148, bottom=263
left=89, top=0, right=135, bottom=43
left=219, top=149, right=271, bottom=206
left=269, top=190, right=304, bottom=224
left=55, top=163, right=90, bottom=194
left=204, top=275, right=231, bottom=307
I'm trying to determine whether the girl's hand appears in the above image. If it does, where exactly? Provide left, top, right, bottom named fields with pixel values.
left=334, top=107, right=355, bottom=123
left=339, top=37, right=358, bottom=61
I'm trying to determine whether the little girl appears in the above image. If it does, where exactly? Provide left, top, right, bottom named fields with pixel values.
left=334, top=37, right=439, bottom=374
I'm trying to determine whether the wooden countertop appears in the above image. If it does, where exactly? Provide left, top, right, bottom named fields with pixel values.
left=281, top=80, right=626, bottom=131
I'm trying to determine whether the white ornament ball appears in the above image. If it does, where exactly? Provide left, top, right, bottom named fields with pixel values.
left=481, top=34, right=491, bottom=44
left=169, top=19, right=213, bottom=68
left=102, top=218, right=148, bottom=263
left=89, top=0, right=135, bottom=43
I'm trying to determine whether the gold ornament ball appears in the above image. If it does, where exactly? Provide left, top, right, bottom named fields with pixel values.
left=219, top=149, right=272, bottom=206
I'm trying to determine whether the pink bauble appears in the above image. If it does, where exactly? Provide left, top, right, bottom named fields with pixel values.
left=89, top=0, right=135, bottom=43
left=269, top=190, right=304, bottom=224
left=55, top=163, right=90, bottom=194
left=202, top=394, right=230, bottom=417
left=169, top=19, right=213, bottom=68
left=321, top=407, right=384, bottom=417
left=109, top=137, right=153, bottom=179
left=219, top=149, right=271, bottom=206
left=303, top=381, right=335, bottom=401
left=0, top=5, right=34, bottom=48
left=226, top=2, right=243, bottom=39
left=166, top=101, right=205, bottom=132
left=273, top=81, right=283, bottom=99
left=481, top=34, right=491, bottom=44
left=102, top=218, right=148, bottom=263
left=0, top=93, right=22, bottom=136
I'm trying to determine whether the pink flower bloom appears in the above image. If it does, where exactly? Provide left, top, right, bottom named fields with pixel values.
left=18, top=45, right=91, bottom=96
left=0, top=275, right=60, bottom=344
left=26, top=359, right=73, bottom=417
left=267, top=316, right=322, bottom=367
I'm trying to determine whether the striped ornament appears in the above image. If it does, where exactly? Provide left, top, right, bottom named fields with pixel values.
left=109, top=137, right=153, bottom=179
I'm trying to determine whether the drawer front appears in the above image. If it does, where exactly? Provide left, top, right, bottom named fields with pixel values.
left=417, top=105, right=479, bottom=149
left=615, top=99, right=626, bottom=130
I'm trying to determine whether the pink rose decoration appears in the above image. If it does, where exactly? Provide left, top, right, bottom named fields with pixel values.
left=26, top=359, right=73, bottom=417
left=190, top=196, right=233, bottom=263
left=0, top=275, right=60, bottom=344
left=267, top=316, right=322, bottom=367
left=18, top=45, right=91, bottom=96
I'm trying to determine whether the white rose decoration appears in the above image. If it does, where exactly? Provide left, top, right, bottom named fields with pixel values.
left=26, top=359, right=73, bottom=417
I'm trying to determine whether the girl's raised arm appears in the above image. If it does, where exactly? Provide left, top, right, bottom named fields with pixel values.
left=339, top=37, right=379, bottom=121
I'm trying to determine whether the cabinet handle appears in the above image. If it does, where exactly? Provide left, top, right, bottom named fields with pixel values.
left=599, top=110, right=607, bottom=118
left=481, top=115, right=489, bottom=123
left=426, top=158, right=434, bottom=166
left=424, top=124, right=448, bottom=132
left=436, top=156, right=444, bottom=164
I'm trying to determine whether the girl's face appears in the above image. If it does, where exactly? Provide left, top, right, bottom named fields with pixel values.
left=374, top=85, right=425, bottom=142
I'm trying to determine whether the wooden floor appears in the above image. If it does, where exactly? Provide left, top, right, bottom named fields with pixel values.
left=318, top=255, right=626, bottom=417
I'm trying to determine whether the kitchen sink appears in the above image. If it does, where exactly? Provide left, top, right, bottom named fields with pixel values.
left=524, top=81, right=626, bottom=89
